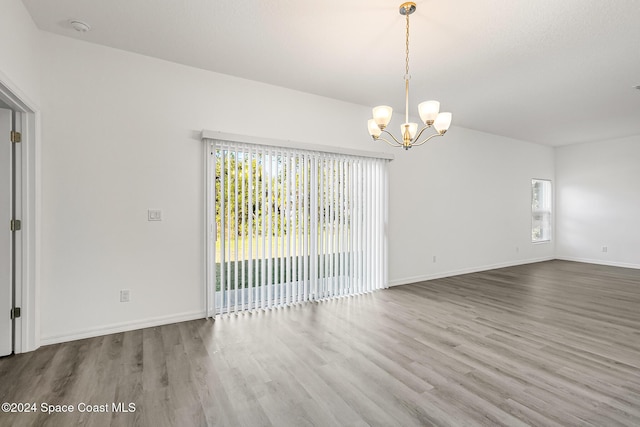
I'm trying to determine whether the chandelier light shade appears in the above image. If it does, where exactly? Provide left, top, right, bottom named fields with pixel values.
left=368, top=2, right=452, bottom=150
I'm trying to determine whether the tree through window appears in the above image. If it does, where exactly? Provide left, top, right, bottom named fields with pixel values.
left=532, top=179, right=552, bottom=242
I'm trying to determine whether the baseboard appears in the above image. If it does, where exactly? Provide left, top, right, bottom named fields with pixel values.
left=388, top=257, right=555, bottom=287
left=555, top=256, right=640, bottom=270
left=39, top=310, right=207, bottom=346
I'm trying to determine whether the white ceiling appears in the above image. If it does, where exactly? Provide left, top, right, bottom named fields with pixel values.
left=22, top=0, right=640, bottom=146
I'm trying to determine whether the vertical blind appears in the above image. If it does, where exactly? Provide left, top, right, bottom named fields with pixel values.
left=205, top=139, right=389, bottom=315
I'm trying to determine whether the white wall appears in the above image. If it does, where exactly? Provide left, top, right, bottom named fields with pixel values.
left=38, top=32, right=387, bottom=343
left=556, top=136, right=640, bottom=268
left=38, top=32, right=555, bottom=344
left=388, top=127, right=555, bottom=285
left=0, top=0, right=40, bottom=104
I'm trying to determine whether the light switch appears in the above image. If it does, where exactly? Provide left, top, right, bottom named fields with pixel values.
left=148, top=209, right=162, bottom=221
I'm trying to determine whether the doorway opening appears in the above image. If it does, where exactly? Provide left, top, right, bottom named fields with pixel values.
left=0, top=106, right=13, bottom=356
left=0, top=78, right=40, bottom=355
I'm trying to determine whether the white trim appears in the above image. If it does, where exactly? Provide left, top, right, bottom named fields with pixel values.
left=204, top=141, right=215, bottom=317
left=555, top=256, right=640, bottom=270
left=531, top=178, right=552, bottom=244
left=201, top=130, right=394, bottom=160
left=39, top=311, right=207, bottom=346
left=0, top=75, right=40, bottom=354
left=0, top=108, right=12, bottom=357
left=0, top=69, right=39, bottom=113
left=388, top=257, right=555, bottom=287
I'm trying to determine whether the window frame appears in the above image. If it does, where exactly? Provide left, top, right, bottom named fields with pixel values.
left=531, top=178, right=552, bottom=243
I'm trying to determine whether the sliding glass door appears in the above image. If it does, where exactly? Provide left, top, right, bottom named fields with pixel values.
left=206, top=140, right=388, bottom=315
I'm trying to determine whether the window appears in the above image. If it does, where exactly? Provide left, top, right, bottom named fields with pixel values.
left=205, top=139, right=389, bottom=315
left=531, top=179, right=551, bottom=242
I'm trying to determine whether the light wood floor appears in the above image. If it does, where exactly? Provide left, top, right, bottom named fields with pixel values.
left=1, top=260, right=640, bottom=426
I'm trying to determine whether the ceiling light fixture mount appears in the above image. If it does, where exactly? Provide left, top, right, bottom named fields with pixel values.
left=368, top=2, right=452, bottom=150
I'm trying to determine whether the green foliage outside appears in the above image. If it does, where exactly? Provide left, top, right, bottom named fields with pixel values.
left=215, top=253, right=349, bottom=291
left=215, top=151, right=308, bottom=239
left=214, top=149, right=353, bottom=291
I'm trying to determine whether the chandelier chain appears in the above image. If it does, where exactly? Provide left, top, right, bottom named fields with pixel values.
left=405, top=9, right=410, bottom=77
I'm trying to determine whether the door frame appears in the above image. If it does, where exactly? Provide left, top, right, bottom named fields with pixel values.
left=0, top=74, right=40, bottom=354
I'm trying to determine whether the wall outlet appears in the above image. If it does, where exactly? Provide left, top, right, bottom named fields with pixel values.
left=602, top=246, right=608, bottom=253
left=120, top=289, right=130, bottom=302
left=432, top=255, right=437, bottom=263
left=148, top=209, right=162, bottom=221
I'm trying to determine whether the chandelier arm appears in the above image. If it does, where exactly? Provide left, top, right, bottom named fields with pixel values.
left=413, top=125, right=432, bottom=143
left=376, top=136, right=403, bottom=148
left=381, top=129, right=404, bottom=146
left=412, top=132, right=443, bottom=147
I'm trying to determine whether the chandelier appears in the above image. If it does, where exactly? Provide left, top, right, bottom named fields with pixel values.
left=367, top=2, right=452, bottom=150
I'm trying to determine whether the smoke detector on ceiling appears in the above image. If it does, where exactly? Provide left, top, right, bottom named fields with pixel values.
left=69, top=20, right=91, bottom=33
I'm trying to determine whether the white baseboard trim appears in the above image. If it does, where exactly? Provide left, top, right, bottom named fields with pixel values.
left=388, top=257, right=555, bottom=287
left=39, top=310, right=207, bottom=346
left=555, top=256, right=640, bottom=270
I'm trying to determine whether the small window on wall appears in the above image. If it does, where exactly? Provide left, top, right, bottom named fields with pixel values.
left=531, top=179, right=552, bottom=242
